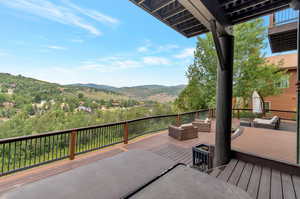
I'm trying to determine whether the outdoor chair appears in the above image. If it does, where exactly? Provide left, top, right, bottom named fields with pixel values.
left=168, top=124, right=198, bottom=141
left=192, top=118, right=211, bottom=132
left=253, top=116, right=280, bottom=129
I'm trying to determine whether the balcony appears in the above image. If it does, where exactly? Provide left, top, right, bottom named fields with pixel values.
left=268, top=8, right=298, bottom=53
left=0, top=109, right=299, bottom=198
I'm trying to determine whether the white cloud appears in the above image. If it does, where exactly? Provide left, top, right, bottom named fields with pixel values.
left=71, top=39, right=84, bottom=43
left=0, top=0, right=119, bottom=36
left=47, top=45, right=67, bottom=50
left=137, top=46, right=148, bottom=53
left=137, top=41, right=179, bottom=54
left=79, top=57, right=142, bottom=72
left=157, top=44, right=179, bottom=52
left=174, top=48, right=195, bottom=59
left=62, top=0, right=119, bottom=25
left=0, top=49, right=10, bottom=57
left=79, top=55, right=172, bottom=73
left=143, top=56, right=171, bottom=65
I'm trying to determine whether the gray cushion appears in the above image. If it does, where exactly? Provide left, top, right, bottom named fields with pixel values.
left=130, top=165, right=252, bottom=199
left=181, top=124, right=194, bottom=130
left=0, top=150, right=174, bottom=199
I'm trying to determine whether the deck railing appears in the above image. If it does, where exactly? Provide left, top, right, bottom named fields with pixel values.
left=0, top=109, right=209, bottom=176
left=232, top=108, right=296, bottom=121
left=0, top=108, right=295, bottom=176
left=270, top=8, right=299, bottom=27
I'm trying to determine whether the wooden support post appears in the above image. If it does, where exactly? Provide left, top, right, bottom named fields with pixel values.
left=124, top=122, right=129, bottom=144
left=269, top=13, right=275, bottom=28
left=69, top=131, right=77, bottom=160
left=237, top=109, right=240, bottom=120
left=214, top=33, right=234, bottom=167
left=176, top=114, right=181, bottom=127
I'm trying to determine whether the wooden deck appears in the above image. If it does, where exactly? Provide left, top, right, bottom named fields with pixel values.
left=0, top=122, right=297, bottom=196
left=209, top=158, right=300, bottom=199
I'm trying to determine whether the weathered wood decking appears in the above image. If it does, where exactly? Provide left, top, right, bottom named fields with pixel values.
left=209, top=159, right=300, bottom=199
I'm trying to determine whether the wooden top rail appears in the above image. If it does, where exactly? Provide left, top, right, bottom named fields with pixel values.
left=0, top=109, right=209, bottom=144
left=232, top=108, right=296, bottom=113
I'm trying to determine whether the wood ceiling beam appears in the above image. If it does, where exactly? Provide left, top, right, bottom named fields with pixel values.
left=171, top=16, right=194, bottom=26
left=180, top=23, right=202, bottom=32
left=178, top=0, right=232, bottom=35
left=152, top=0, right=176, bottom=13
left=225, top=0, right=271, bottom=14
left=138, top=0, right=146, bottom=5
left=163, top=8, right=186, bottom=20
left=231, top=2, right=289, bottom=24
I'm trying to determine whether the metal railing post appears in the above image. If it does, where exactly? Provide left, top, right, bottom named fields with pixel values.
left=195, top=112, right=199, bottom=120
left=69, top=131, right=77, bottom=160
left=124, top=122, right=129, bottom=144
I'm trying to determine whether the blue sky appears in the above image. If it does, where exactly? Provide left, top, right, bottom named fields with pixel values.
left=0, top=0, right=280, bottom=87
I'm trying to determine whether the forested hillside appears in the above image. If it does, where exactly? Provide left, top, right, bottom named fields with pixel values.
left=72, top=84, right=185, bottom=102
left=0, top=73, right=175, bottom=138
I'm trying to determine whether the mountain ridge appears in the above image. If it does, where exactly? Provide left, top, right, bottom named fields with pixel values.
left=70, top=83, right=186, bottom=102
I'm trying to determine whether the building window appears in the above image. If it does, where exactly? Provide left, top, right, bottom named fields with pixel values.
left=264, top=101, right=271, bottom=112
left=276, top=75, right=289, bottom=88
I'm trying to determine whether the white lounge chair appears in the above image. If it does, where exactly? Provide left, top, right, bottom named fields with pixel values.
left=253, top=116, right=280, bottom=129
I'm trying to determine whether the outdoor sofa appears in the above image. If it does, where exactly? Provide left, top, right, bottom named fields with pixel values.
left=192, top=118, right=211, bottom=132
left=253, top=115, right=280, bottom=129
left=168, top=124, right=198, bottom=141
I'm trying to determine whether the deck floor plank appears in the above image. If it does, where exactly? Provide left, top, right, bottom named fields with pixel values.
left=258, top=167, right=271, bottom=199
left=237, top=162, right=254, bottom=191
left=172, top=150, right=190, bottom=162
left=292, top=175, right=300, bottom=199
left=247, top=164, right=262, bottom=199
left=217, top=159, right=238, bottom=182
left=228, top=160, right=245, bottom=185
left=209, top=168, right=222, bottom=178
left=282, top=173, right=296, bottom=199
left=178, top=153, right=192, bottom=165
left=271, top=169, right=283, bottom=199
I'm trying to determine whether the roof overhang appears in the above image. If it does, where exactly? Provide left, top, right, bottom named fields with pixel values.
left=129, top=0, right=292, bottom=38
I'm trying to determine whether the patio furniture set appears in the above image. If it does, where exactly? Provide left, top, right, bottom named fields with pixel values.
left=168, top=118, right=211, bottom=141
left=240, top=115, right=281, bottom=129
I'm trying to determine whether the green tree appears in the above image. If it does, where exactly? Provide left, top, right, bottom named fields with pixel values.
left=0, top=94, right=7, bottom=104
left=78, top=93, right=84, bottom=99
left=24, top=104, right=35, bottom=116
left=175, top=18, right=285, bottom=111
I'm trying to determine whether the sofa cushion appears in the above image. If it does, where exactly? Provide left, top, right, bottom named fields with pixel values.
left=181, top=124, right=194, bottom=130
left=1, top=150, right=175, bottom=199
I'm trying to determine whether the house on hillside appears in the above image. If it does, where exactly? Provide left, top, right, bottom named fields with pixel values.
left=10, top=83, right=17, bottom=88
left=36, top=100, right=47, bottom=109
left=60, top=103, right=69, bottom=111
left=7, top=88, right=14, bottom=95
left=2, top=102, right=14, bottom=109
left=75, top=106, right=92, bottom=113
